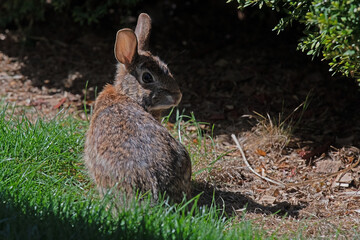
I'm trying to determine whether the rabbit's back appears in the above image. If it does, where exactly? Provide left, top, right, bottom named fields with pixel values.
left=85, top=85, right=191, bottom=202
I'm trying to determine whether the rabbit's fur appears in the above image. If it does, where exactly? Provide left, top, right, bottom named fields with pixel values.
left=84, top=13, right=191, bottom=203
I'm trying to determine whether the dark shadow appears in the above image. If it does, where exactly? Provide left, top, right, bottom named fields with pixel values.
left=192, top=181, right=305, bottom=218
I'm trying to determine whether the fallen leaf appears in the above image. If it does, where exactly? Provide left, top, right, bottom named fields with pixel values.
left=53, top=97, right=67, bottom=109
left=332, top=172, right=353, bottom=188
left=273, top=188, right=280, bottom=197
left=277, top=162, right=290, bottom=169
left=260, top=195, right=276, bottom=205
left=255, top=149, right=266, bottom=156
left=315, top=160, right=341, bottom=173
left=338, top=173, right=353, bottom=183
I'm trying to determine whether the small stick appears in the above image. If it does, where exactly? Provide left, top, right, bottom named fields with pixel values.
left=231, top=134, right=286, bottom=187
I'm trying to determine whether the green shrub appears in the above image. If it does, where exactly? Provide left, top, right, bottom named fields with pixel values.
left=0, top=0, right=140, bottom=28
left=230, top=0, right=360, bottom=82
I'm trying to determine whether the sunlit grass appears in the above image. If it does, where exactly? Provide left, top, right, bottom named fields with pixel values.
left=0, top=104, right=267, bottom=240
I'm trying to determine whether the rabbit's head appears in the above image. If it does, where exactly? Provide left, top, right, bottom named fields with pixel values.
left=114, top=13, right=181, bottom=115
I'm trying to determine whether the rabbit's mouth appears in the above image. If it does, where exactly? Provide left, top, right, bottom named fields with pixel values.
left=149, top=92, right=182, bottom=110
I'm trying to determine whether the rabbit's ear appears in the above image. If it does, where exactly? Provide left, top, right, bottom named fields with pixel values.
left=114, top=29, right=138, bottom=66
left=135, top=13, right=152, bottom=51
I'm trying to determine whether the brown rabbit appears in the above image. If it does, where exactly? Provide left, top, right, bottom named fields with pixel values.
left=84, top=13, right=191, bottom=203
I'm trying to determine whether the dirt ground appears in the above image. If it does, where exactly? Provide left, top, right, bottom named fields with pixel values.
left=1, top=1, right=360, bottom=238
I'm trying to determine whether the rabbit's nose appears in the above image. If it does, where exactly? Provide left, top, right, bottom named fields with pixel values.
left=165, top=95, right=177, bottom=105
left=171, top=92, right=182, bottom=105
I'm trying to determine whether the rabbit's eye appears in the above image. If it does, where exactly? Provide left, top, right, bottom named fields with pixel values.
left=142, top=72, right=154, bottom=84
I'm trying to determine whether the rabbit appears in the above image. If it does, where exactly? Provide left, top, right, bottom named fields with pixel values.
left=84, top=13, right=191, bottom=203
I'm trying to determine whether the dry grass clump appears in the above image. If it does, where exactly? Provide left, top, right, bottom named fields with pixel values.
left=242, top=112, right=293, bottom=157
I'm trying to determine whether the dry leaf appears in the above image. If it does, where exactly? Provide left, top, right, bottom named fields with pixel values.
left=260, top=195, right=276, bottom=205
left=256, top=149, right=267, bottom=156
left=277, top=162, right=290, bottom=169
left=53, top=97, right=67, bottom=109
left=333, top=173, right=353, bottom=188
left=273, top=188, right=280, bottom=197
left=338, top=173, right=353, bottom=183
left=315, top=160, right=341, bottom=173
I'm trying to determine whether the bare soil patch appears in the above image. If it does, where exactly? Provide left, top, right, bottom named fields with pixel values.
left=1, top=0, right=360, bottom=238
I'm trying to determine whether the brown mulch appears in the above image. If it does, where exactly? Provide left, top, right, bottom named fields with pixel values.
left=1, top=1, right=360, bottom=238
left=0, top=50, right=83, bottom=119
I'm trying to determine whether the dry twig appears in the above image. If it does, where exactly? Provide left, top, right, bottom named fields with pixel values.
left=231, top=134, right=286, bottom=187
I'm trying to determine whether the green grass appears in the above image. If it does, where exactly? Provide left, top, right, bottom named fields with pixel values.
left=0, top=105, right=268, bottom=240
left=163, top=109, right=226, bottom=176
